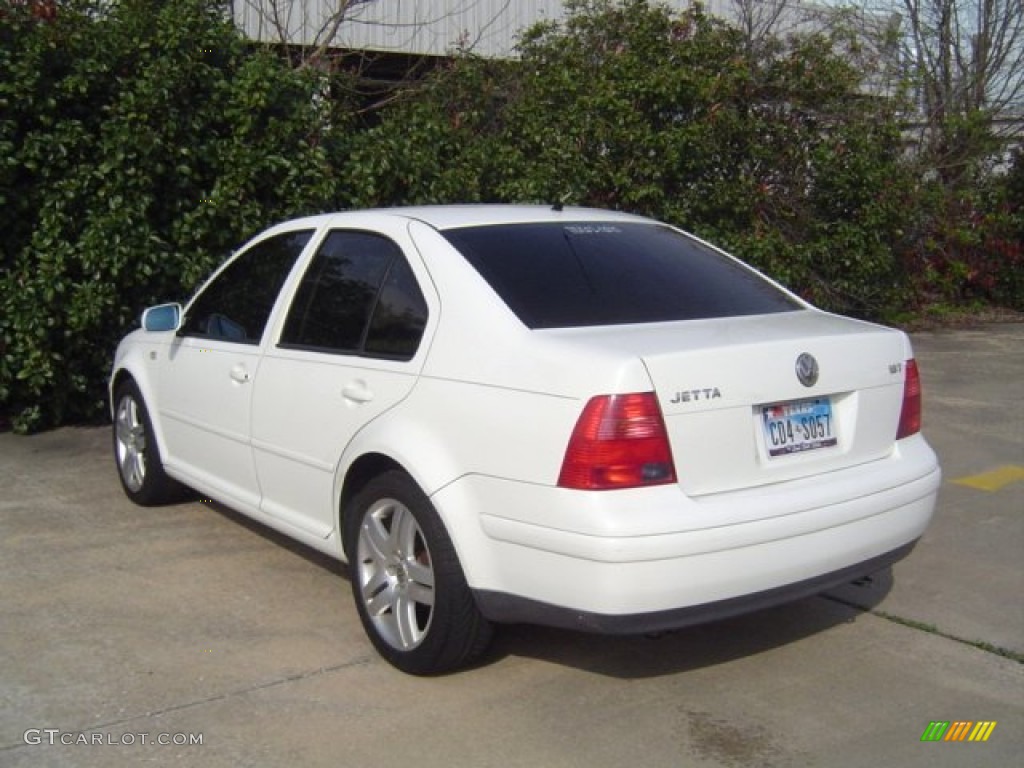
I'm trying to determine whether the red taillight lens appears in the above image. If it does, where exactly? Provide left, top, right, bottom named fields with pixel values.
left=897, top=359, right=922, bottom=439
left=558, top=392, right=677, bottom=490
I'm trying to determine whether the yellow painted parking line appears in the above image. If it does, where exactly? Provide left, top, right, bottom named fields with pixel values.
left=952, top=465, right=1024, bottom=492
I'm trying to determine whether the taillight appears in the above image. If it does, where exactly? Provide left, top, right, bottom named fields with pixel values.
left=897, top=359, right=922, bottom=439
left=558, top=392, right=677, bottom=490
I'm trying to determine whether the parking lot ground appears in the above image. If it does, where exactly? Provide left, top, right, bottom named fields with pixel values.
left=1, top=324, right=1022, bottom=767
left=827, top=323, right=1024, bottom=657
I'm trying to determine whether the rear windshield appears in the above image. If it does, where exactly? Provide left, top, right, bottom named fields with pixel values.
left=441, top=222, right=799, bottom=329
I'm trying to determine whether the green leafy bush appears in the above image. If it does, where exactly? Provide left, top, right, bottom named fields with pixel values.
left=0, top=0, right=342, bottom=431
left=898, top=176, right=1023, bottom=312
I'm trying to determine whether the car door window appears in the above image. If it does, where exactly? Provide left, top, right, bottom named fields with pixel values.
left=364, top=255, right=428, bottom=358
left=280, top=230, right=428, bottom=361
left=180, top=230, right=313, bottom=344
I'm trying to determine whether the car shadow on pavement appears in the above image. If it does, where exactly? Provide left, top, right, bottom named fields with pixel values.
left=196, top=498, right=348, bottom=577
left=482, top=571, right=895, bottom=679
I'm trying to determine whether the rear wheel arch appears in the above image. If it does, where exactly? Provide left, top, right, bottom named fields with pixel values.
left=333, top=420, right=494, bottom=585
left=338, top=453, right=406, bottom=548
left=335, top=429, right=464, bottom=549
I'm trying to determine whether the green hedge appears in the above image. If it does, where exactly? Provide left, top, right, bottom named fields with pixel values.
left=1, top=0, right=343, bottom=431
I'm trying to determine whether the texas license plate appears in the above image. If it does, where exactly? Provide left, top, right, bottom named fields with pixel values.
left=761, top=398, right=837, bottom=457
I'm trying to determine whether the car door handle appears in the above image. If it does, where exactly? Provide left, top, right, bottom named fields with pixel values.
left=229, top=364, right=251, bottom=384
left=342, top=381, right=374, bottom=404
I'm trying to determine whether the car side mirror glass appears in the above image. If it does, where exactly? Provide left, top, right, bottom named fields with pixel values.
left=141, top=303, right=182, bottom=332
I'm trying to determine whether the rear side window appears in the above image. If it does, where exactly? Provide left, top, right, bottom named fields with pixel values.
left=280, top=230, right=428, bottom=360
left=181, top=230, right=313, bottom=343
left=441, top=222, right=798, bottom=328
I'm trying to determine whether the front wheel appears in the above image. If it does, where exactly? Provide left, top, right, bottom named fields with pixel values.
left=113, top=380, right=183, bottom=506
left=345, top=470, right=493, bottom=675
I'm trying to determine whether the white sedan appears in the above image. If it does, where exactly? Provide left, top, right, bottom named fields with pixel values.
left=110, top=205, right=941, bottom=674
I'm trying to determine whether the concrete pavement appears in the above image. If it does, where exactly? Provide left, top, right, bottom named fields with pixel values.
left=1, top=324, right=1021, bottom=767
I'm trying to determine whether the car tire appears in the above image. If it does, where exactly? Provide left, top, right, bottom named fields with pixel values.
left=112, top=380, right=184, bottom=506
left=345, top=470, right=493, bottom=675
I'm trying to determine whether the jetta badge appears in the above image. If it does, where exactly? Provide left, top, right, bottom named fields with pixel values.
left=795, top=353, right=819, bottom=387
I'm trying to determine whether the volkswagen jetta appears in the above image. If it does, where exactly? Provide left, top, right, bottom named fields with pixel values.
left=110, top=205, right=941, bottom=674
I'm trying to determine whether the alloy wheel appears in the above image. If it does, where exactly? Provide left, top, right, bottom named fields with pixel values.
left=355, top=498, right=436, bottom=651
left=115, top=394, right=147, bottom=493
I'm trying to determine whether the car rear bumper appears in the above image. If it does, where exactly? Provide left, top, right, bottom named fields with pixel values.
left=472, top=540, right=918, bottom=634
left=431, top=434, right=940, bottom=625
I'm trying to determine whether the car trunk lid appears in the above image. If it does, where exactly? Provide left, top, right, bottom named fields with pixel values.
left=638, top=311, right=909, bottom=496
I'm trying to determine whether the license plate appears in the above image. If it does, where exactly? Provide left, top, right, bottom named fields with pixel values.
left=761, top=398, right=837, bottom=457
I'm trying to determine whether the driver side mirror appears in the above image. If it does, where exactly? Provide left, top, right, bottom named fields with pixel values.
left=141, top=303, right=182, bottom=332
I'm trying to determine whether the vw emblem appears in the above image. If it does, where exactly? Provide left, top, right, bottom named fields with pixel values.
left=795, top=353, right=819, bottom=387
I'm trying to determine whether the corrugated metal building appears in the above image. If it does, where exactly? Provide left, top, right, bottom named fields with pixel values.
left=231, top=0, right=749, bottom=58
